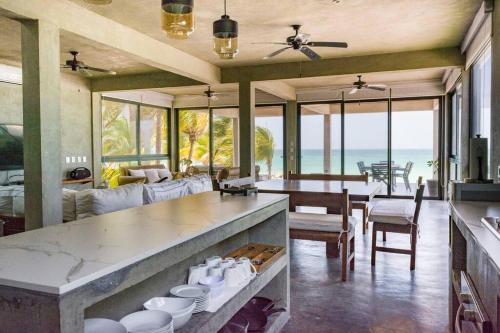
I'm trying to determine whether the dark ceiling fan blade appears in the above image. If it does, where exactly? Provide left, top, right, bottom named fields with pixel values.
left=300, top=46, right=321, bottom=61
left=349, top=87, right=359, bottom=95
left=251, top=42, right=289, bottom=45
left=79, top=68, right=93, bottom=77
left=263, top=47, right=292, bottom=59
left=366, top=85, right=386, bottom=91
left=307, top=41, right=348, bottom=48
left=83, top=66, right=117, bottom=75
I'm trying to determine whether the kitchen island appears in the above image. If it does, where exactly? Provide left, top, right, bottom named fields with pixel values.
left=449, top=200, right=500, bottom=333
left=0, top=191, right=290, bottom=333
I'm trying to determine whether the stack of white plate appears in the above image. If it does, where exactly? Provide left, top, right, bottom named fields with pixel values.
left=119, top=310, right=173, bottom=333
left=170, top=284, right=210, bottom=313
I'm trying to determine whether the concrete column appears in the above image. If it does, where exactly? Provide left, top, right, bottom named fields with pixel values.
left=239, top=81, right=256, bottom=177
left=491, top=4, right=500, bottom=181
left=286, top=100, right=298, bottom=174
left=323, top=114, right=331, bottom=173
left=21, top=19, right=62, bottom=229
left=232, top=117, right=240, bottom=167
left=169, top=108, right=178, bottom=171
left=91, top=92, right=102, bottom=186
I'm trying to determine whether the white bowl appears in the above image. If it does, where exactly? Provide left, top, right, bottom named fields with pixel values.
left=84, top=318, right=127, bottom=333
left=144, top=297, right=195, bottom=316
left=120, top=310, right=173, bottom=333
left=143, top=297, right=196, bottom=330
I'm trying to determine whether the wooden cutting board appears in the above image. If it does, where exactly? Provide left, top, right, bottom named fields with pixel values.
left=225, top=243, right=285, bottom=273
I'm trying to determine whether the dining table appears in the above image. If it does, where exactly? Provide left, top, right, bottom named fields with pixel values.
left=255, top=179, right=383, bottom=214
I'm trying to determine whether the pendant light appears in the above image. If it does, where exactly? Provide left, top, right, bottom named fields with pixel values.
left=213, top=0, right=239, bottom=59
left=162, top=0, right=195, bottom=40
left=83, top=0, right=112, bottom=4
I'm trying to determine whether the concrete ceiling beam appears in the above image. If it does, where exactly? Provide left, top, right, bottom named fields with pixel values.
left=0, top=0, right=221, bottom=84
left=254, top=80, right=296, bottom=101
left=221, top=47, right=464, bottom=83
left=91, top=72, right=202, bottom=92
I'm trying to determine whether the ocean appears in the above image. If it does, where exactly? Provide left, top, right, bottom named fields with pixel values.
left=257, top=148, right=434, bottom=183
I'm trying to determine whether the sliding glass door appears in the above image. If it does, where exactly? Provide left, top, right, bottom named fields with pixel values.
left=391, top=98, right=440, bottom=198
left=345, top=101, right=389, bottom=195
left=299, top=103, right=341, bottom=174
left=298, top=97, right=443, bottom=198
left=255, top=105, right=285, bottom=180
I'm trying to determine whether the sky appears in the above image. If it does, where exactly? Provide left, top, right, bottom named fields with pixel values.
left=256, top=110, right=435, bottom=151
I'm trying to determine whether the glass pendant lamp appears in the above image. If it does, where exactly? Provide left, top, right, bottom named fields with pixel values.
left=213, top=0, right=238, bottom=59
left=162, top=0, right=195, bottom=40
left=83, top=0, right=112, bottom=4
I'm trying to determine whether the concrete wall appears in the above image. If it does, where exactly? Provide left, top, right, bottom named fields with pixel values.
left=0, top=73, right=92, bottom=179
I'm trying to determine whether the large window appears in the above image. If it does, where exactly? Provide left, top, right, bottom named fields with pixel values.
left=255, top=105, right=285, bottom=180
left=212, top=108, right=239, bottom=169
left=345, top=101, right=389, bottom=195
left=391, top=99, right=440, bottom=197
left=299, top=103, right=341, bottom=174
left=101, top=99, right=169, bottom=162
left=471, top=45, right=492, bottom=175
left=178, top=109, right=210, bottom=169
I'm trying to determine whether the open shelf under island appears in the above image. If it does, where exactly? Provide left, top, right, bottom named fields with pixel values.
left=0, top=191, right=290, bottom=333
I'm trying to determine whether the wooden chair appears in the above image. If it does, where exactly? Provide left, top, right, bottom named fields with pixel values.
left=370, top=183, right=425, bottom=270
left=288, top=188, right=355, bottom=281
left=287, top=171, right=370, bottom=235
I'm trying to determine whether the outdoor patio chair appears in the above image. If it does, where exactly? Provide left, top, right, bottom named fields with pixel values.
left=371, top=163, right=389, bottom=184
left=393, top=161, right=414, bottom=192
left=357, top=161, right=371, bottom=176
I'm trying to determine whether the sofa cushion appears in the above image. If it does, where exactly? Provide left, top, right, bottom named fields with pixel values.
left=62, top=188, right=78, bottom=222
left=143, top=180, right=190, bottom=204
left=129, top=169, right=146, bottom=178
left=289, top=212, right=357, bottom=233
left=158, top=167, right=172, bottom=180
left=368, top=199, right=416, bottom=225
left=185, top=174, right=213, bottom=194
left=75, top=184, right=143, bottom=220
left=144, top=169, right=161, bottom=183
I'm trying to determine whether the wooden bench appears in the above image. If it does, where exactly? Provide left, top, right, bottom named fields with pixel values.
left=287, top=171, right=370, bottom=234
left=286, top=172, right=356, bottom=281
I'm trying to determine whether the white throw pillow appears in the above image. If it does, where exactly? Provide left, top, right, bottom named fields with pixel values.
left=62, top=188, right=78, bottom=222
left=75, top=184, right=143, bottom=220
left=129, top=169, right=146, bottom=177
left=158, top=168, right=172, bottom=180
left=143, top=180, right=190, bottom=204
left=144, top=169, right=161, bottom=183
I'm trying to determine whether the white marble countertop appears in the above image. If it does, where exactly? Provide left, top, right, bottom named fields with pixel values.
left=0, top=192, right=288, bottom=295
left=449, top=200, right=500, bottom=271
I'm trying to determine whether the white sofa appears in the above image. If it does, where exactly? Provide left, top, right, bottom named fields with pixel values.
left=63, top=174, right=214, bottom=222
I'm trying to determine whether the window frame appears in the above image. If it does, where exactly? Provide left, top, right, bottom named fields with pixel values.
left=101, top=96, right=171, bottom=164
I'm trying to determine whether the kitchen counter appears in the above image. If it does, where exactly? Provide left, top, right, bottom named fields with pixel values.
left=0, top=191, right=290, bottom=333
left=449, top=200, right=500, bottom=333
left=449, top=200, right=500, bottom=271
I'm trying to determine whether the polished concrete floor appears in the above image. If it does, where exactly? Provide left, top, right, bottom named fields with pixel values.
left=281, top=200, right=450, bottom=333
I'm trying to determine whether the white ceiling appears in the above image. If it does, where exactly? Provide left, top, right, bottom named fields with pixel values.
left=68, top=0, right=481, bottom=67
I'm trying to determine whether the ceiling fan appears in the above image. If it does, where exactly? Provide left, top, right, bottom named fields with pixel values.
left=180, top=86, right=228, bottom=101
left=61, top=51, right=117, bottom=76
left=255, top=25, right=348, bottom=61
left=345, top=75, right=387, bottom=94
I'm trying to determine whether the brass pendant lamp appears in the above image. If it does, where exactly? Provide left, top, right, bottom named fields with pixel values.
left=162, top=0, right=195, bottom=40
left=213, top=0, right=238, bottom=59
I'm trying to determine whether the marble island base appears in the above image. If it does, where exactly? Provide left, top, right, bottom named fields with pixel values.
left=0, top=192, right=290, bottom=333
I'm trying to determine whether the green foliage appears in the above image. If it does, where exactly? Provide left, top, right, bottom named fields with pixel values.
left=255, top=126, right=275, bottom=178
left=426, top=159, right=439, bottom=175
left=101, top=164, right=120, bottom=188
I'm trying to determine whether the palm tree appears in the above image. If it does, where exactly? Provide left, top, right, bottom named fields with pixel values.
left=255, top=126, right=275, bottom=178
left=178, top=111, right=209, bottom=163
left=212, top=117, right=234, bottom=167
